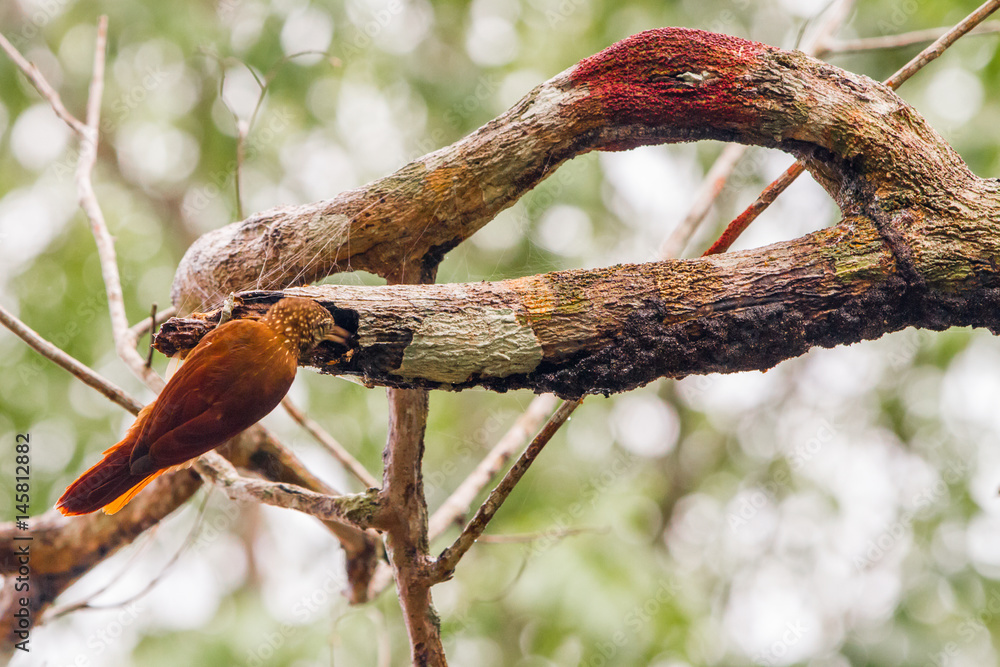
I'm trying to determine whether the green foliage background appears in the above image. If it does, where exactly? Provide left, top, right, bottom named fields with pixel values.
left=2, top=0, right=1000, bottom=665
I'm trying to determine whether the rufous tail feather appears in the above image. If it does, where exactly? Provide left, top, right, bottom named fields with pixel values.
left=56, top=434, right=162, bottom=516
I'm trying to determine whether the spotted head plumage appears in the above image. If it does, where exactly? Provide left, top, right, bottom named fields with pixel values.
left=261, top=297, right=351, bottom=362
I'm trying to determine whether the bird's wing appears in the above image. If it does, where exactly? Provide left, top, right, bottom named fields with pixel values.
left=129, top=319, right=297, bottom=470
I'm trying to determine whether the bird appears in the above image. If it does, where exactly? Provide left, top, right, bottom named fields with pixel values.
left=56, top=297, right=350, bottom=516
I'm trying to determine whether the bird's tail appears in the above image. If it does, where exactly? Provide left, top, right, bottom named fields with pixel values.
left=56, top=435, right=166, bottom=516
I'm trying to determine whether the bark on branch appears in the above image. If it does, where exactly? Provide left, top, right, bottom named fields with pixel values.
left=161, top=28, right=1000, bottom=398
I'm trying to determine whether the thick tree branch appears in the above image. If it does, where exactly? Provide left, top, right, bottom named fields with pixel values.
left=158, top=28, right=1000, bottom=398
left=706, top=0, right=1000, bottom=254
left=379, top=388, right=445, bottom=666
left=172, top=20, right=986, bottom=310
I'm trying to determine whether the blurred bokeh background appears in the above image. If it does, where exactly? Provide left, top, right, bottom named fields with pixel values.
left=2, top=0, right=1000, bottom=665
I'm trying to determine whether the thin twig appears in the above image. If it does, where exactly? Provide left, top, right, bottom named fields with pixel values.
left=884, top=0, right=1000, bottom=89
left=0, top=31, right=87, bottom=135
left=217, top=50, right=330, bottom=220
left=282, top=397, right=379, bottom=489
left=432, top=398, right=581, bottom=582
left=427, top=393, right=559, bottom=540
left=659, top=144, right=748, bottom=259
left=702, top=161, right=806, bottom=255
left=129, top=306, right=176, bottom=339
left=476, top=525, right=606, bottom=544
left=193, top=452, right=376, bottom=529
left=704, top=0, right=1000, bottom=256
left=145, top=303, right=158, bottom=368
left=821, top=21, right=1000, bottom=55
left=0, top=302, right=141, bottom=414
left=365, top=396, right=561, bottom=598
left=71, top=17, right=162, bottom=389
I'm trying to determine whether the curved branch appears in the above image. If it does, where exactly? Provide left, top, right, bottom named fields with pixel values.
left=160, top=28, right=1000, bottom=397
left=170, top=27, right=986, bottom=311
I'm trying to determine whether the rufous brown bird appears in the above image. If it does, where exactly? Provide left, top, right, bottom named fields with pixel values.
left=57, top=297, right=350, bottom=516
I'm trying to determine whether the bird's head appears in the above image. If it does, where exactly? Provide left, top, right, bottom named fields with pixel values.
left=262, top=297, right=351, bottom=362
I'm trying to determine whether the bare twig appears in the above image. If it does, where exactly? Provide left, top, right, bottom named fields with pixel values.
left=0, top=32, right=86, bottom=135
left=428, top=394, right=559, bottom=540
left=4, top=15, right=160, bottom=386
left=704, top=0, right=1000, bottom=255
left=145, top=303, right=158, bottom=368
left=658, top=144, right=748, bottom=259
left=364, top=395, right=561, bottom=600
left=821, top=21, right=1000, bottom=55
left=282, top=397, right=379, bottom=489
left=432, top=399, right=581, bottom=582
left=0, top=302, right=141, bottom=414
left=193, top=452, right=377, bottom=529
left=129, top=305, right=176, bottom=339
left=476, top=525, right=606, bottom=544
left=702, top=161, right=806, bottom=256
left=884, top=0, right=1000, bottom=89
left=70, top=16, right=163, bottom=389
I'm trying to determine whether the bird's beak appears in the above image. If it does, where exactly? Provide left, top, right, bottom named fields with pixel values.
left=325, top=325, right=352, bottom=346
